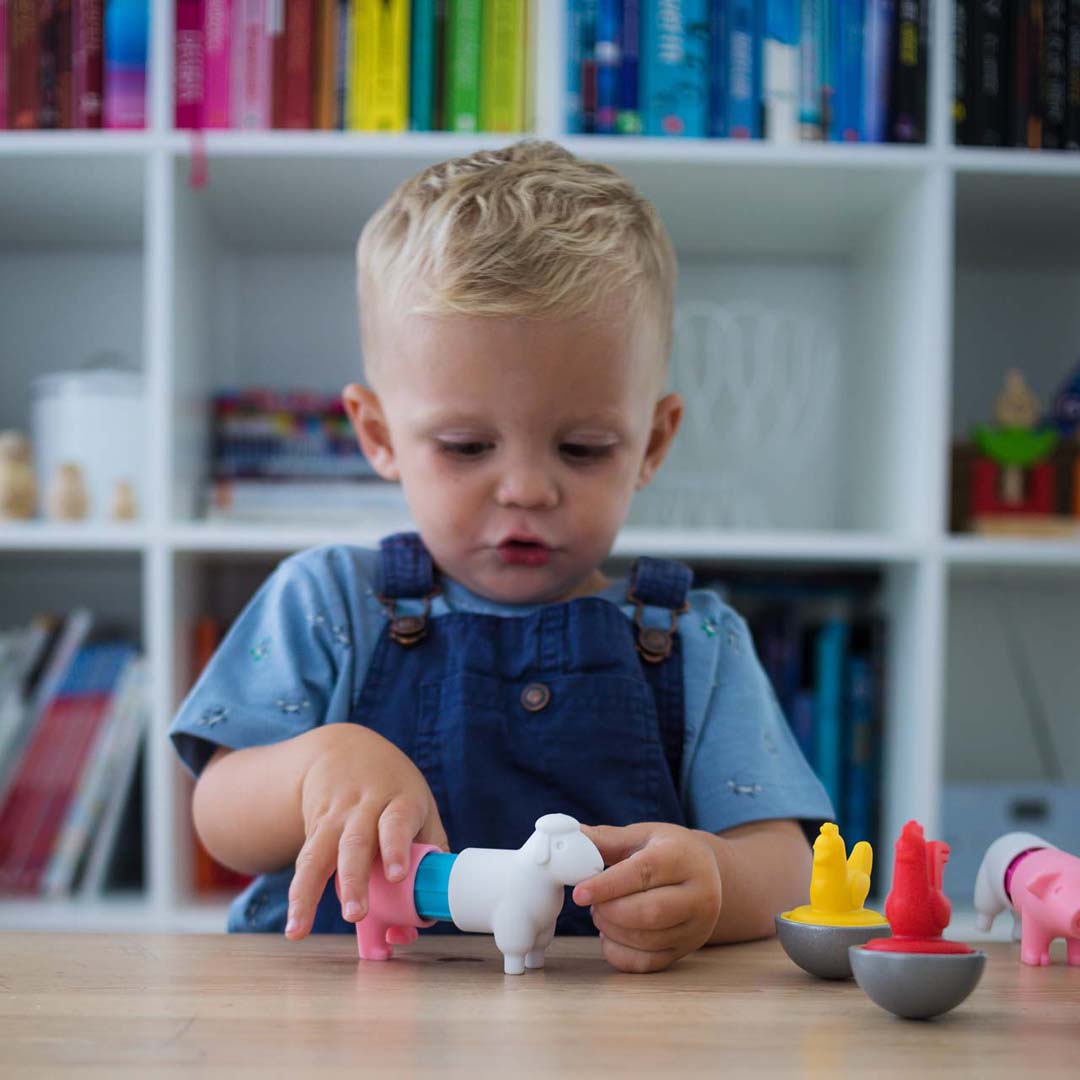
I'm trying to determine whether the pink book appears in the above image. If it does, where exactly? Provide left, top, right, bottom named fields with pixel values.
left=203, top=0, right=231, bottom=128
left=0, top=1, right=7, bottom=129
left=231, top=0, right=271, bottom=129
left=175, top=0, right=205, bottom=129
left=74, top=0, right=104, bottom=128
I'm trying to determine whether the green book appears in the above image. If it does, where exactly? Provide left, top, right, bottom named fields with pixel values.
left=410, top=0, right=439, bottom=131
left=444, top=0, right=483, bottom=132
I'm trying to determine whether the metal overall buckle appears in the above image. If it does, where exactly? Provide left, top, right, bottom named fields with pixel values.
left=378, top=586, right=441, bottom=647
left=626, top=589, right=689, bottom=664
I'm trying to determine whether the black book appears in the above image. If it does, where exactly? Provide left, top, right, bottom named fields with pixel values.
left=1066, top=0, right=1080, bottom=146
left=1011, top=0, right=1045, bottom=147
left=890, top=0, right=926, bottom=142
left=956, top=0, right=971, bottom=143
left=1044, top=0, right=1069, bottom=146
left=969, top=0, right=1009, bottom=145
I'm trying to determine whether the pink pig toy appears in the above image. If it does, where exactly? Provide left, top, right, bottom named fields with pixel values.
left=973, top=831, right=1080, bottom=967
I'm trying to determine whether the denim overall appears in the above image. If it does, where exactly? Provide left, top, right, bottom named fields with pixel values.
left=235, top=532, right=692, bottom=935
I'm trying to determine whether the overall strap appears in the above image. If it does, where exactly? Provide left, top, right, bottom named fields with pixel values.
left=626, top=556, right=693, bottom=789
left=377, top=532, right=439, bottom=647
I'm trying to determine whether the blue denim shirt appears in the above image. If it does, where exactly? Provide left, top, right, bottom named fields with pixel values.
left=170, top=545, right=833, bottom=887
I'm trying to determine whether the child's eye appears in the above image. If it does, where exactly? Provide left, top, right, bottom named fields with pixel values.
left=560, top=443, right=613, bottom=462
left=437, top=440, right=493, bottom=458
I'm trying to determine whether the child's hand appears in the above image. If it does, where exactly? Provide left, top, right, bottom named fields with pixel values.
left=571, top=823, right=723, bottom=973
left=285, top=725, right=447, bottom=940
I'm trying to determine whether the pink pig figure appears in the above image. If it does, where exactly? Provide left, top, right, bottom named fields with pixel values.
left=973, top=831, right=1080, bottom=967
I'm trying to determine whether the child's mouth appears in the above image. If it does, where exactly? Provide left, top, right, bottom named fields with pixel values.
left=496, top=539, right=551, bottom=567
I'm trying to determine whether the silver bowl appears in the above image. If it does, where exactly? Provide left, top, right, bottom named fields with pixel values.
left=849, top=946, right=986, bottom=1019
left=775, top=914, right=890, bottom=980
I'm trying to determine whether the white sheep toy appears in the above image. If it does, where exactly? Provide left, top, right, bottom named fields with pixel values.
left=355, top=813, right=605, bottom=974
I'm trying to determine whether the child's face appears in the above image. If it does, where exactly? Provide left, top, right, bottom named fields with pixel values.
left=344, top=303, right=681, bottom=604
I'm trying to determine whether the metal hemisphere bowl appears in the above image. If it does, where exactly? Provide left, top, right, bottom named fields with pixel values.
left=774, top=914, right=891, bottom=980
left=849, top=947, right=987, bottom=1020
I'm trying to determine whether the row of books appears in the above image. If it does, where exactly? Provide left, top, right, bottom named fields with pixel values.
left=206, top=388, right=409, bottom=522
left=0, top=0, right=148, bottom=130
left=709, top=572, right=886, bottom=850
left=567, top=0, right=928, bottom=143
left=175, top=0, right=529, bottom=132
left=0, top=609, right=148, bottom=897
left=955, top=0, right=1080, bottom=149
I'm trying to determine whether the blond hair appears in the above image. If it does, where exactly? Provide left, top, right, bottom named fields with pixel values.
left=356, top=139, right=677, bottom=373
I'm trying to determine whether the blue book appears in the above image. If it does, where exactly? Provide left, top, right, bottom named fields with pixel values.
left=411, top=0, right=439, bottom=131
left=798, top=0, right=824, bottom=136
left=708, top=0, right=729, bottom=136
left=726, top=0, right=763, bottom=138
left=813, top=616, right=849, bottom=814
left=861, top=0, right=892, bottom=142
left=832, top=0, right=864, bottom=140
left=596, top=0, right=623, bottom=133
left=763, top=0, right=800, bottom=140
left=843, top=653, right=874, bottom=844
left=618, top=0, right=643, bottom=133
left=818, top=0, right=833, bottom=136
left=566, top=1, right=593, bottom=134
left=641, top=0, right=709, bottom=136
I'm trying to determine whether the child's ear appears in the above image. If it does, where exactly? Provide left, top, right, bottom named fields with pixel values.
left=635, top=392, right=683, bottom=490
left=342, top=383, right=401, bottom=482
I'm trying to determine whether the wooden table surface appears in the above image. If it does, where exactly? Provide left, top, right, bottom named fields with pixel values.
left=1, top=932, right=1077, bottom=1077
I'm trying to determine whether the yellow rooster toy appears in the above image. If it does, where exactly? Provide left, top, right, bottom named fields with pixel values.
left=783, top=823, right=887, bottom=927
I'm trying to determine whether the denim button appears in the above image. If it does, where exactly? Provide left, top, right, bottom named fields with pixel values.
left=521, top=682, right=550, bottom=712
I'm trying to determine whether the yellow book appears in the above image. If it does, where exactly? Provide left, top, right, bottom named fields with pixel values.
left=480, top=0, right=527, bottom=132
left=350, top=0, right=410, bottom=132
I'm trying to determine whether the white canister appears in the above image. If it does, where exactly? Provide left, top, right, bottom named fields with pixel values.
left=31, top=367, right=146, bottom=522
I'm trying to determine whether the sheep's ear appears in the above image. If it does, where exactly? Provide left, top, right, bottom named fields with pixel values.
left=525, top=831, right=551, bottom=865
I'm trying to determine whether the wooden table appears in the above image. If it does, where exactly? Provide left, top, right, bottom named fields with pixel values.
left=1, top=932, right=1077, bottom=1076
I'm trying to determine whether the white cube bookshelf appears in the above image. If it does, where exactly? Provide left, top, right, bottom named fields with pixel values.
left=0, top=1, right=1077, bottom=933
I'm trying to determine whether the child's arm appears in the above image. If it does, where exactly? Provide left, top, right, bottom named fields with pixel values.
left=572, top=818, right=811, bottom=973
left=193, top=723, right=448, bottom=939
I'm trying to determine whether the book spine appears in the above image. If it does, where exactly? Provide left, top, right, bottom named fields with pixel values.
left=955, top=0, right=969, bottom=143
left=284, top=0, right=315, bottom=128
left=444, top=0, right=482, bottom=131
left=39, top=0, right=61, bottom=129
left=617, top=0, right=641, bottom=133
left=642, top=0, right=709, bottom=137
left=764, top=0, right=799, bottom=142
left=10, top=0, right=38, bottom=129
left=843, top=652, right=875, bottom=846
left=353, top=0, right=409, bottom=131
left=836, top=0, right=864, bottom=140
left=231, top=0, right=270, bottom=127
left=335, top=0, right=348, bottom=127
left=594, top=0, right=620, bottom=133
left=411, top=0, right=438, bottom=130
left=57, top=0, right=73, bottom=127
left=798, top=0, right=822, bottom=137
left=311, top=0, right=334, bottom=129
left=74, top=0, right=104, bottom=127
left=0, top=0, right=7, bottom=128
left=888, top=0, right=922, bottom=141
left=1025, top=0, right=1045, bottom=147
left=1068, top=0, right=1080, bottom=146
left=481, top=0, right=526, bottom=131
left=968, top=0, right=1006, bottom=145
left=566, top=0, right=585, bottom=133
left=863, top=0, right=892, bottom=142
left=813, top=617, right=849, bottom=816
left=176, top=0, right=206, bottom=129
left=104, top=0, right=149, bottom=129
left=726, top=0, right=761, bottom=138
left=204, top=0, right=232, bottom=128
left=270, top=0, right=286, bottom=127
left=1043, top=0, right=1068, bottom=145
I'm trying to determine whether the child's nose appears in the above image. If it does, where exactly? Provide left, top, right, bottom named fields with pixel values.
left=495, top=462, right=559, bottom=510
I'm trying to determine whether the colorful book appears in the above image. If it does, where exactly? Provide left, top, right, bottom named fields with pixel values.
left=0, top=0, right=7, bottom=128
left=103, top=0, right=149, bottom=129
left=176, top=0, right=205, bottom=128
left=842, top=617, right=884, bottom=850
left=798, top=0, right=824, bottom=137
left=594, top=0, right=621, bottom=133
left=410, top=0, right=439, bottom=130
left=39, top=0, right=61, bottom=129
left=888, top=0, right=924, bottom=141
left=833, top=0, right=864, bottom=141
left=966, top=0, right=1007, bottom=146
left=617, top=0, right=642, bottom=132
left=642, top=0, right=709, bottom=137
left=56, top=0, right=74, bottom=127
left=74, top=0, right=104, bottom=127
left=350, top=0, right=409, bottom=130
left=764, top=0, right=799, bottom=141
left=10, top=0, right=38, bottom=129
left=726, top=0, right=763, bottom=138
left=863, top=0, right=892, bottom=142
left=1044, top=0, right=1068, bottom=147
left=481, top=0, right=526, bottom=131
left=284, top=0, right=315, bottom=128
left=812, top=613, right=849, bottom=814
left=1068, top=0, right=1080, bottom=147
left=336, top=0, right=350, bottom=127
left=204, top=0, right=232, bottom=128
left=444, top=0, right=482, bottom=131
left=231, top=0, right=271, bottom=128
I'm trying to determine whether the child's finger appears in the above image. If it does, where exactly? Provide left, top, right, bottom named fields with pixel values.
left=598, top=933, right=680, bottom=975
left=416, top=805, right=450, bottom=852
left=591, top=882, right=691, bottom=932
left=377, top=798, right=425, bottom=882
left=591, top=907, right=692, bottom=952
left=580, top=823, right=653, bottom=866
left=286, top=821, right=338, bottom=938
left=336, top=808, right=379, bottom=921
left=572, top=846, right=679, bottom=907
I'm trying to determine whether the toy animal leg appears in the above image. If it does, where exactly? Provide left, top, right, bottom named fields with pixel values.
left=356, top=917, right=394, bottom=961
left=492, top=906, right=533, bottom=976
left=1019, top=915, right=1052, bottom=967
left=1067, top=937, right=1080, bottom=967
left=525, top=922, right=556, bottom=970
